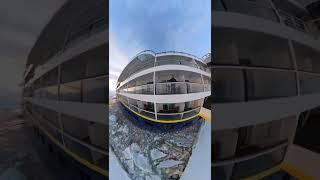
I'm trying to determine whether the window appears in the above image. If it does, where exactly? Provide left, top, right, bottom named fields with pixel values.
left=213, top=28, right=292, bottom=69
left=246, top=69, right=297, bottom=100
left=294, top=42, right=320, bottom=73
left=156, top=70, right=185, bottom=83
left=184, top=99, right=203, bottom=111
left=118, top=53, right=155, bottom=82
left=59, top=80, right=82, bottom=101
left=135, top=73, right=153, bottom=86
left=61, top=57, right=86, bottom=83
left=155, top=70, right=203, bottom=94
left=137, top=100, right=154, bottom=112
left=156, top=55, right=181, bottom=66
left=157, top=102, right=185, bottom=113
left=179, top=56, right=197, bottom=68
left=61, top=114, right=90, bottom=140
left=85, top=44, right=108, bottom=77
left=156, top=83, right=187, bottom=95
left=82, top=76, right=107, bottom=103
left=213, top=68, right=245, bottom=102
left=299, top=73, right=320, bottom=94
left=44, top=85, right=59, bottom=100
left=42, top=68, right=58, bottom=87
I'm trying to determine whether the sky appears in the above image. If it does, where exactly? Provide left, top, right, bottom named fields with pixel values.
left=109, top=0, right=211, bottom=95
left=0, top=0, right=65, bottom=109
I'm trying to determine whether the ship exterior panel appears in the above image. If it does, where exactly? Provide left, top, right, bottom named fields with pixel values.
left=22, top=0, right=108, bottom=179
left=116, top=51, right=211, bottom=124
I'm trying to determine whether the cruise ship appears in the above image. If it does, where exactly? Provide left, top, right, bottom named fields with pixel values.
left=22, top=0, right=108, bottom=179
left=212, top=0, right=320, bottom=179
left=116, top=51, right=211, bottom=127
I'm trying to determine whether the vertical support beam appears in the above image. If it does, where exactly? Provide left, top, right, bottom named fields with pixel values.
left=267, top=0, right=283, bottom=24
left=57, top=64, right=66, bottom=146
left=153, top=54, right=157, bottom=120
left=288, top=40, right=300, bottom=96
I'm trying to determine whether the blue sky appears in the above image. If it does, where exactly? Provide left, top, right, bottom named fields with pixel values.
left=109, top=0, right=211, bottom=94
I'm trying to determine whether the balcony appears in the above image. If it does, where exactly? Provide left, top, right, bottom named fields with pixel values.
left=213, top=0, right=320, bottom=39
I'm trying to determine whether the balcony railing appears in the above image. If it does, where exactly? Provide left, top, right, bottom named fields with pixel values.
left=126, top=102, right=201, bottom=121
left=213, top=0, right=320, bottom=38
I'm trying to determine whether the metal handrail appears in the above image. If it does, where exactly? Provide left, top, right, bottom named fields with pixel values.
left=128, top=103, right=201, bottom=116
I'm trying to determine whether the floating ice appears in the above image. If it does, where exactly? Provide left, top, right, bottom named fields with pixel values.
left=124, top=159, right=134, bottom=172
left=146, top=175, right=162, bottom=180
left=158, top=160, right=183, bottom=168
left=109, top=115, right=117, bottom=124
left=133, top=153, right=152, bottom=173
left=123, top=147, right=133, bottom=160
left=150, top=149, right=166, bottom=160
left=119, top=125, right=129, bottom=134
left=130, top=143, right=141, bottom=153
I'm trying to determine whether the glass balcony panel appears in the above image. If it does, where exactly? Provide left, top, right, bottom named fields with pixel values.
left=299, top=73, right=320, bottom=95
left=187, top=83, right=204, bottom=93
left=128, top=98, right=138, bottom=107
left=213, top=28, right=293, bottom=69
left=137, top=100, right=154, bottom=112
left=157, top=113, right=182, bottom=121
left=156, top=55, right=182, bottom=66
left=156, top=83, right=187, bottom=95
left=246, top=69, right=297, bottom=100
left=135, top=73, right=154, bottom=86
left=59, top=80, right=82, bottom=102
left=130, top=105, right=139, bottom=114
left=213, top=69, right=245, bottom=102
left=61, top=57, right=86, bottom=83
left=82, top=76, right=107, bottom=103
left=127, top=87, right=135, bottom=94
left=294, top=42, right=320, bottom=73
left=184, top=99, right=203, bottom=111
left=139, top=109, right=155, bottom=119
left=182, top=108, right=199, bottom=119
left=180, top=57, right=197, bottom=68
left=85, top=44, right=108, bottom=77
left=156, top=102, right=185, bottom=113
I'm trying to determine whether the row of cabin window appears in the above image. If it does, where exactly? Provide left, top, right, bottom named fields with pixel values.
left=119, top=71, right=210, bottom=90
left=32, top=44, right=107, bottom=89
left=213, top=28, right=320, bottom=72
left=121, top=83, right=210, bottom=95
left=33, top=76, right=107, bottom=103
left=212, top=116, right=295, bottom=179
left=118, top=54, right=210, bottom=82
left=213, top=68, right=320, bottom=102
left=119, top=95, right=203, bottom=114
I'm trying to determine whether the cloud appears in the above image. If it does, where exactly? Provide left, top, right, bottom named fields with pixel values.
left=109, top=30, right=145, bottom=92
left=109, top=0, right=210, bottom=92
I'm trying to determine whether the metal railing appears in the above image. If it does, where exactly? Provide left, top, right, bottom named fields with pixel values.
left=124, top=101, right=201, bottom=121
